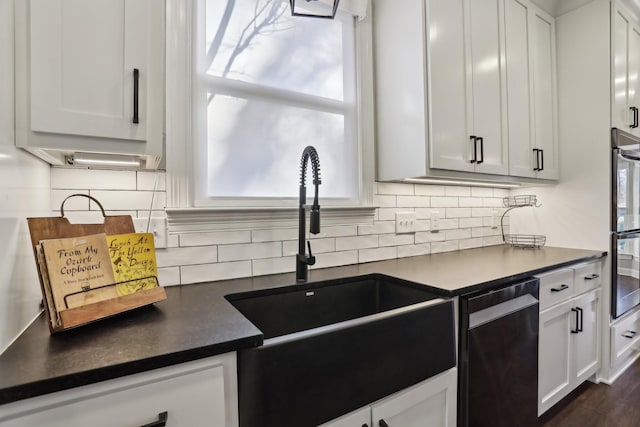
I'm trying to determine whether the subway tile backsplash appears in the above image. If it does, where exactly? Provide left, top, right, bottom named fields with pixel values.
left=51, top=168, right=509, bottom=286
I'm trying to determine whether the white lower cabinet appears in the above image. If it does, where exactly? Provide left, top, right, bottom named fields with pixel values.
left=321, top=368, right=457, bottom=427
left=0, top=352, right=238, bottom=427
left=538, top=288, right=600, bottom=415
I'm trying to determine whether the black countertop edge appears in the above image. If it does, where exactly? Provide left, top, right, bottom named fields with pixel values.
left=447, top=251, right=608, bottom=298
left=0, top=335, right=262, bottom=406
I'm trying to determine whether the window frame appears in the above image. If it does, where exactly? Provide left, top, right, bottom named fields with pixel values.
left=165, top=0, right=375, bottom=232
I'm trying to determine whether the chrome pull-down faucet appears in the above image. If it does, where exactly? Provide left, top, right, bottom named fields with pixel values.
left=297, top=146, right=321, bottom=282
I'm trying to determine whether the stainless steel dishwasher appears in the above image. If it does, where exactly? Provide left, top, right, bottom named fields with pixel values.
left=458, top=278, right=540, bottom=427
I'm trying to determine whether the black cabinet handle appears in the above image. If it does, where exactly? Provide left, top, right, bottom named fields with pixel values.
left=133, top=68, right=140, bottom=124
left=477, top=137, right=484, bottom=164
left=550, top=284, right=569, bottom=292
left=571, top=308, right=580, bottom=334
left=470, top=136, right=477, bottom=163
left=539, top=149, right=544, bottom=171
left=577, top=307, right=583, bottom=332
left=533, top=148, right=540, bottom=171
left=623, top=330, right=637, bottom=339
left=379, top=420, right=390, bottom=427
left=584, top=273, right=600, bottom=280
left=631, top=106, right=639, bottom=128
left=139, top=412, right=168, bottom=427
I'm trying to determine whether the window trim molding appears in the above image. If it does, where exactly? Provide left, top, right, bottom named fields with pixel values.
left=165, top=0, right=375, bottom=232
left=166, top=205, right=375, bottom=233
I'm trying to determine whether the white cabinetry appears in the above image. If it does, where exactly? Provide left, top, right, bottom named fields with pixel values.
left=14, top=0, right=164, bottom=168
left=612, top=2, right=640, bottom=135
left=374, top=0, right=557, bottom=183
left=537, top=262, right=602, bottom=416
left=321, top=368, right=457, bottom=427
left=505, top=0, right=558, bottom=179
left=0, top=353, right=239, bottom=427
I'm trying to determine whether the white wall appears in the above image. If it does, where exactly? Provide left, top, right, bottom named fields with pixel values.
left=0, top=0, right=52, bottom=354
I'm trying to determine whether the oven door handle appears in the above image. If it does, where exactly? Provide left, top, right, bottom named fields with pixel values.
left=613, top=230, right=640, bottom=239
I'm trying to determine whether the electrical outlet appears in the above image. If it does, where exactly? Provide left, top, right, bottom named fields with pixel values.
left=491, top=209, right=500, bottom=229
left=396, top=212, right=417, bottom=234
left=133, top=217, right=167, bottom=249
left=430, top=210, right=440, bottom=233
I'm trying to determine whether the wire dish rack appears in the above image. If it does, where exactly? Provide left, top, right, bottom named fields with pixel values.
left=501, top=195, right=546, bottom=249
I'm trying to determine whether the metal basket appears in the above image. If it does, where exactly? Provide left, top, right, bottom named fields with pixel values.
left=502, top=195, right=538, bottom=208
left=503, top=234, right=546, bottom=249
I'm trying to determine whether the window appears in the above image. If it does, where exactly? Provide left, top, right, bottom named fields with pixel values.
left=165, top=0, right=374, bottom=231
left=192, top=0, right=361, bottom=207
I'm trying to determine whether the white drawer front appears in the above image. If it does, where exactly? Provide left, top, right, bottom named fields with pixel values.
left=572, top=261, right=602, bottom=296
left=537, top=268, right=575, bottom=310
left=0, top=354, right=238, bottom=427
left=611, top=312, right=640, bottom=367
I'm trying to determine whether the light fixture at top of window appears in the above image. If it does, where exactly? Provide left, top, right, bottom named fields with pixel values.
left=289, top=0, right=340, bottom=19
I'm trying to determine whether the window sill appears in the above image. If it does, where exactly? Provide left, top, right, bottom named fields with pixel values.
left=166, top=205, right=376, bottom=233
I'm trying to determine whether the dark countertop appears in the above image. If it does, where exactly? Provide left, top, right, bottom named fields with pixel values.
left=0, top=245, right=606, bottom=405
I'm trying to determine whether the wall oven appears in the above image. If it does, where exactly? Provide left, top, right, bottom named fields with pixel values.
left=612, top=128, right=640, bottom=318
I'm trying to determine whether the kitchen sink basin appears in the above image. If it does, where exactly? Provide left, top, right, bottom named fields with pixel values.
left=226, top=275, right=456, bottom=427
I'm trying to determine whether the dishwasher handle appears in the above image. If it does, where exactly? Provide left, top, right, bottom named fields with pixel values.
left=469, top=294, right=539, bottom=329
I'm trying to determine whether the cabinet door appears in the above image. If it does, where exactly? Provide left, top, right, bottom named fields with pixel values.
left=370, top=368, right=457, bottom=427
left=428, top=0, right=475, bottom=173
left=531, top=9, right=558, bottom=179
left=538, top=299, right=573, bottom=416
left=612, top=5, right=633, bottom=132
left=573, top=289, right=600, bottom=385
left=468, top=0, right=508, bottom=175
left=629, top=23, right=640, bottom=137
left=29, top=0, right=161, bottom=142
left=505, top=0, right=536, bottom=178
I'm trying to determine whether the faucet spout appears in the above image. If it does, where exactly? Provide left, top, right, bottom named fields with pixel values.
left=297, top=146, right=321, bottom=283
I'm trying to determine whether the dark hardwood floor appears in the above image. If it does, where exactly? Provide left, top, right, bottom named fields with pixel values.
left=540, top=359, right=640, bottom=426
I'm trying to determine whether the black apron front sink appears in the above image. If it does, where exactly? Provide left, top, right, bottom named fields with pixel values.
left=226, top=275, right=456, bottom=427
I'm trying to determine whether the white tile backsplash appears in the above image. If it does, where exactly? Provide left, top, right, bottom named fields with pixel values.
left=51, top=168, right=137, bottom=190
left=137, top=171, right=167, bottom=191
left=181, top=261, right=252, bottom=284
left=50, top=169, right=509, bottom=286
left=335, top=235, right=379, bottom=251
left=397, top=195, right=430, bottom=208
left=155, top=246, right=218, bottom=267
left=180, top=230, right=251, bottom=246
left=218, top=241, right=282, bottom=262
left=252, top=256, right=296, bottom=276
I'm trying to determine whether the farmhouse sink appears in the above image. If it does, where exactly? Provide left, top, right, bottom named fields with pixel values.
left=226, top=275, right=456, bottom=427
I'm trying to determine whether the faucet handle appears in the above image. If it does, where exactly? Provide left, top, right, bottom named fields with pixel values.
left=310, top=205, right=320, bottom=234
left=307, top=241, right=316, bottom=266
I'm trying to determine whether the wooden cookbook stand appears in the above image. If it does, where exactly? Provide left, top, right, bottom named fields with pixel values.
left=27, top=194, right=167, bottom=333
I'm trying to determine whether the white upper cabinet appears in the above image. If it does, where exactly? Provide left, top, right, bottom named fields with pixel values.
left=612, top=2, right=640, bottom=136
left=428, top=0, right=509, bottom=175
left=14, top=0, right=164, bottom=168
left=374, top=0, right=558, bottom=183
left=506, top=0, right=558, bottom=179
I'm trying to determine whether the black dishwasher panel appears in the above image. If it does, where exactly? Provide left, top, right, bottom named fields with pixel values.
left=459, top=278, right=539, bottom=427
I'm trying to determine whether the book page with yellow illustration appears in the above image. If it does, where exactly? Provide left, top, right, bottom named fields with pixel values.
left=106, top=232, right=159, bottom=296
